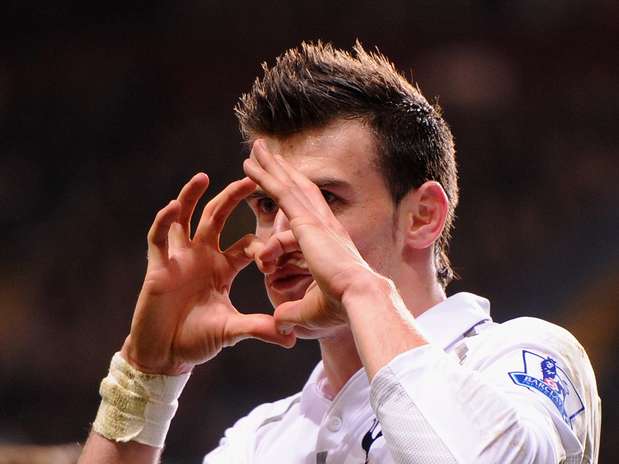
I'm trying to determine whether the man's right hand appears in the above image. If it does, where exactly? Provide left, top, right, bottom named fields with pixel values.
left=120, top=173, right=296, bottom=375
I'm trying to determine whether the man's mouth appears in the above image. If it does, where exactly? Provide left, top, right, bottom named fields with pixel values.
left=266, top=263, right=312, bottom=293
left=269, top=274, right=313, bottom=292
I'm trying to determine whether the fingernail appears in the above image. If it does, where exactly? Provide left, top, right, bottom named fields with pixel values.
left=279, top=326, right=292, bottom=336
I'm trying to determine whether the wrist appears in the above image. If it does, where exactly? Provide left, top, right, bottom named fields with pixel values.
left=121, top=337, right=193, bottom=376
left=341, top=274, right=428, bottom=379
left=93, top=352, right=191, bottom=448
left=341, top=271, right=395, bottom=314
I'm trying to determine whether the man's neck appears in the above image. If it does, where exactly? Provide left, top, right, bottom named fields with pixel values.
left=318, top=275, right=446, bottom=397
left=318, top=329, right=363, bottom=399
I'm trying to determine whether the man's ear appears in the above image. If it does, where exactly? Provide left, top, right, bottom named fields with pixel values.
left=401, top=181, right=449, bottom=250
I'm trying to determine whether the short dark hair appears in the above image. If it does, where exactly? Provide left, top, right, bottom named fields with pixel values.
left=235, top=41, right=459, bottom=287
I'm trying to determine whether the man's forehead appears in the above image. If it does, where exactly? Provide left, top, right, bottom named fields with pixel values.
left=255, top=119, right=377, bottom=170
left=265, top=129, right=341, bottom=153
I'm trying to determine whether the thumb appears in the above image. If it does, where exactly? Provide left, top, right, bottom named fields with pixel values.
left=223, top=234, right=264, bottom=276
left=258, top=230, right=300, bottom=269
left=224, top=312, right=297, bottom=348
left=273, top=288, right=327, bottom=333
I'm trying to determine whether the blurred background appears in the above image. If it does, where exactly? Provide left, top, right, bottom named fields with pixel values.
left=0, top=1, right=617, bottom=462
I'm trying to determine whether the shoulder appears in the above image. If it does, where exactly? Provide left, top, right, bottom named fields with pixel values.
left=496, top=316, right=575, bottom=339
left=489, top=317, right=595, bottom=386
left=232, top=391, right=303, bottom=431
left=501, top=316, right=576, bottom=337
left=205, top=391, right=302, bottom=461
left=476, top=316, right=588, bottom=360
left=465, top=316, right=599, bottom=445
left=464, top=316, right=598, bottom=412
left=466, top=316, right=596, bottom=386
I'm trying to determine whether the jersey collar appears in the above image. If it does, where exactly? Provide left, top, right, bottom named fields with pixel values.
left=415, top=292, right=492, bottom=351
left=300, top=292, right=492, bottom=413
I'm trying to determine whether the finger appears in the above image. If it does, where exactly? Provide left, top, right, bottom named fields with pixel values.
left=257, top=230, right=300, bottom=272
left=176, top=172, right=210, bottom=238
left=223, top=233, right=264, bottom=276
left=147, top=200, right=181, bottom=264
left=251, top=141, right=316, bottom=216
left=273, top=288, right=326, bottom=332
left=224, top=313, right=297, bottom=348
left=168, top=222, right=187, bottom=251
left=248, top=142, right=334, bottom=232
left=251, top=146, right=351, bottom=241
left=252, top=140, right=327, bottom=212
left=272, top=154, right=335, bottom=221
left=193, top=177, right=257, bottom=244
left=243, top=157, right=311, bottom=221
left=251, top=139, right=294, bottom=185
left=168, top=173, right=209, bottom=250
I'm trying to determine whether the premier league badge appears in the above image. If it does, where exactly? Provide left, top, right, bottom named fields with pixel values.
left=508, top=351, right=584, bottom=427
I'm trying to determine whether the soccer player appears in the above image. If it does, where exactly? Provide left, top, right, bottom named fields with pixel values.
left=79, top=42, right=600, bottom=463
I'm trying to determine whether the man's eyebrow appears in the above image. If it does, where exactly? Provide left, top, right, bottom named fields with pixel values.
left=244, top=178, right=352, bottom=204
left=313, top=178, right=351, bottom=191
left=245, top=189, right=268, bottom=203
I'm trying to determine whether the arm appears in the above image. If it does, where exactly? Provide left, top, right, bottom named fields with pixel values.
left=79, top=174, right=295, bottom=464
left=344, top=284, right=575, bottom=463
left=78, top=435, right=160, bottom=464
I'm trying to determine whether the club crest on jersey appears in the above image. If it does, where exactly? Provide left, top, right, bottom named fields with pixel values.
left=508, top=350, right=584, bottom=427
left=361, top=418, right=383, bottom=464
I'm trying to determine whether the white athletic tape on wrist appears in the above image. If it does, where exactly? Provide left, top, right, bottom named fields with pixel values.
left=92, top=352, right=191, bottom=448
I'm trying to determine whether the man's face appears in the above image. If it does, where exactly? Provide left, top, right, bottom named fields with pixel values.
left=246, top=119, right=403, bottom=309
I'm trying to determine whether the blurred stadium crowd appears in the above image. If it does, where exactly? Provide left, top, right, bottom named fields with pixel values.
left=0, top=1, right=617, bottom=462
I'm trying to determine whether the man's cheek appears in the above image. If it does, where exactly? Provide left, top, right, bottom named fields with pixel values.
left=348, top=230, right=371, bottom=259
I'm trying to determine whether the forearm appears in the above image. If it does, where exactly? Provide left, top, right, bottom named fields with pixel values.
left=343, top=274, right=428, bottom=379
left=78, top=432, right=161, bottom=464
left=342, top=276, right=560, bottom=462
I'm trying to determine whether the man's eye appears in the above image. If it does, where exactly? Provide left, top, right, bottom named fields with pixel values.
left=321, top=190, right=337, bottom=205
left=257, top=197, right=278, bottom=215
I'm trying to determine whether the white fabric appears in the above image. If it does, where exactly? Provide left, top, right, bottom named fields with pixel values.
left=203, top=293, right=601, bottom=463
left=371, top=371, right=457, bottom=463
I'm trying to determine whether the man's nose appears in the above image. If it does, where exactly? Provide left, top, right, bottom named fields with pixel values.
left=272, top=208, right=291, bottom=235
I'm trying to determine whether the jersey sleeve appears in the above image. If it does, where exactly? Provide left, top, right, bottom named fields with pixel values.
left=369, top=318, right=600, bottom=464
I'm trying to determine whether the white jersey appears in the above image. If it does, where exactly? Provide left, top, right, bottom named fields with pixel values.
left=203, top=293, right=601, bottom=463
